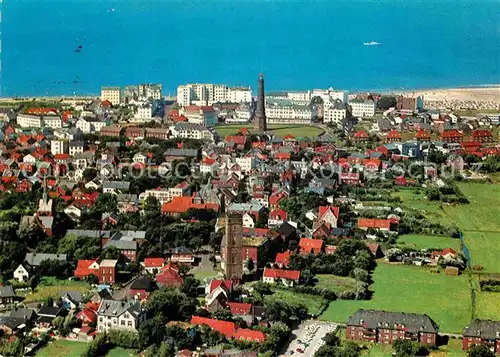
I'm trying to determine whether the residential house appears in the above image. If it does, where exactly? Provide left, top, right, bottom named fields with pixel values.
left=36, top=306, right=63, bottom=330
left=141, top=257, right=166, bottom=275
left=14, top=253, right=67, bottom=282
left=317, top=206, right=339, bottom=228
left=262, top=268, right=300, bottom=286
left=0, top=286, right=16, bottom=305
left=298, top=238, right=324, bottom=255
left=358, top=218, right=392, bottom=232
left=98, top=259, right=118, bottom=285
left=155, top=264, right=184, bottom=288
left=96, top=299, right=143, bottom=332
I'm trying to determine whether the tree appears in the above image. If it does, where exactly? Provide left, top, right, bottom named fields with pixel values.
left=315, top=345, right=340, bottom=357
left=245, top=258, right=255, bottom=272
left=353, top=268, right=370, bottom=282
left=392, top=339, right=429, bottom=357
left=468, top=345, right=495, bottom=357
left=138, top=315, right=166, bottom=348
left=323, top=331, right=340, bottom=346
left=354, top=251, right=376, bottom=271
left=212, top=308, right=233, bottom=321
left=181, top=276, right=200, bottom=297
left=102, top=246, right=122, bottom=260
left=144, top=196, right=161, bottom=215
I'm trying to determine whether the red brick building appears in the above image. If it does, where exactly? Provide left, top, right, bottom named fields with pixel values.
left=440, top=129, right=463, bottom=143
left=463, top=319, right=500, bottom=354
left=353, top=130, right=369, bottom=142
left=386, top=130, right=401, bottom=143
left=415, top=129, right=431, bottom=142
left=98, top=259, right=117, bottom=285
left=347, top=310, right=438, bottom=345
left=471, top=130, right=494, bottom=143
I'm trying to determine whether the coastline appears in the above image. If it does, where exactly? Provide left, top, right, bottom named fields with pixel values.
left=0, top=85, right=498, bottom=105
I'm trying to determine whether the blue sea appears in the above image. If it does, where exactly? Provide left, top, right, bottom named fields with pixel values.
left=2, top=0, right=500, bottom=96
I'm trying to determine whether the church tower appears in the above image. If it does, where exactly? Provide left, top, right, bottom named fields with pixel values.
left=255, top=73, right=267, bottom=132
left=222, top=213, right=243, bottom=281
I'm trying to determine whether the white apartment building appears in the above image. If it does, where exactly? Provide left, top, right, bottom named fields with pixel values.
left=134, top=104, right=153, bottom=122
left=242, top=213, right=255, bottom=228
left=140, top=183, right=190, bottom=204
left=101, top=86, right=122, bottom=105
left=138, top=84, right=162, bottom=100
left=76, top=118, right=107, bottom=133
left=266, top=101, right=314, bottom=124
left=16, top=114, right=43, bottom=128
left=235, top=157, right=256, bottom=173
left=177, top=83, right=252, bottom=106
left=69, top=141, right=84, bottom=156
left=97, top=299, right=142, bottom=333
left=182, top=106, right=218, bottom=127
left=324, top=100, right=350, bottom=124
left=169, top=122, right=214, bottom=142
left=228, top=86, right=252, bottom=103
left=312, top=88, right=348, bottom=103
left=51, top=140, right=69, bottom=156
left=349, top=99, right=376, bottom=118
left=44, top=116, right=63, bottom=129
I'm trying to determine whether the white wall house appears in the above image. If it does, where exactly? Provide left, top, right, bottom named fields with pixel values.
left=97, top=299, right=142, bottom=333
left=349, top=99, right=376, bottom=118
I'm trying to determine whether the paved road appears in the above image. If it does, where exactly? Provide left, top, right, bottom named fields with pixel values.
left=279, top=320, right=338, bottom=357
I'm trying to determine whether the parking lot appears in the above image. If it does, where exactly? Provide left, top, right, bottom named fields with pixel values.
left=280, top=320, right=338, bottom=357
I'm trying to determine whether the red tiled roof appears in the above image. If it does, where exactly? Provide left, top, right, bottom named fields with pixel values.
left=209, top=279, right=233, bottom=294
left=386, top=130, right=401, bottom=139
left=161, top=196, right=219, bottom=214
left=269, top=192, right=288, bottom=205
left=275, top=251, right=292, bottom=266
left=53, top=154, right=70, bottom=161
left=227, top=302, right=252, bottom=315
left=225, top=135, right=246, bottom=146
left=363, top=159, right=381, bottom=168
left=190, top=316, right=236, bottom=339
left=269, top=208, right=287, bottom=220
left=353, top=130, right=369, bottom=138
left=358, top=218, right=391, bottom=230
left=415, top=130, right=431, bottom=139
left=366, top=243, right=381, bottom=255
left=263, top=268, right=300, bottom=281
left=325, top=245, right=337, bottom=254
left=143, top=257, right=166, bottom=268
left=155, top=265, right=184, bottom=287
left=299, top=238, right=324, bottom=254
left=318, top=206, right=339, bottom=219
left=472, top=129, right=492, bottom=137
left=201, top=157, right=216, bottom=165
left=76, top=308, right=97, bottom=323
left=441, top=129, right=463, bottom=138
left=234, top=328, right=266, bottom=342
left=25, top=107, right=57, bottom=115
left=275, top=152, right=291, bottom=160
left=74, top=259, right=98, bottom=278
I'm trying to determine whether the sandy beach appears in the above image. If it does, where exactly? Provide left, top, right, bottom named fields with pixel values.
left=396, top=86, right=500, bottom=102
left=387, top=86, right=500, bottom=110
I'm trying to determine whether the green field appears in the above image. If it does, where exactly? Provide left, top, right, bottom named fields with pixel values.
left=443, top=183, right=500, bottom=273
left=23, top=278, right=93, bottom=303
left=320, top=263, right=472, bottom=333
left=475, top=290, right=500, bottom=321
left=315, top=274, right=357, bottom=293
left=106, top=347, right=139, bottom=357
left=265, top=288, right=327, bottom=316
left=213, top=124, right=324, bottom=138
left=392, top=189, right=452, bottom=224
left=397, top=234, right=461, bottom=250
left=395, top=183, right=500, bottom=273
left=36, top=340, right=88, bottom=357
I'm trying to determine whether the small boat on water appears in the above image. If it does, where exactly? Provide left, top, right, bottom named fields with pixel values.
left=363, top=41, right=381, bottom=46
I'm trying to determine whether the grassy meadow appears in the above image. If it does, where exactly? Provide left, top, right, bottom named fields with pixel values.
left=320, top=263, right=472, bottom=333
left=213, top=124, right=324, bottom=138
left=36, top=340, right=88, bottom=357
left=397, top=234, right=461, bottom=250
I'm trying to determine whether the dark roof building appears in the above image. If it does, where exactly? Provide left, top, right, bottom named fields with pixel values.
left=346, top=309, right=438, bottom=345
left=462, top=319, right=500, bottom=353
